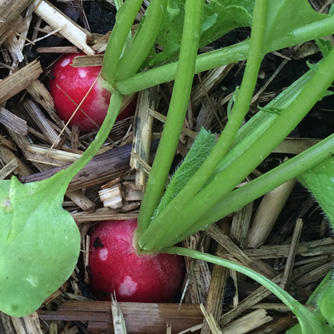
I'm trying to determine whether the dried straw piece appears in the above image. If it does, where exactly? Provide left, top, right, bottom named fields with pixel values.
left=0, top=60, right=43, bottom=104
left=0, top=106, right=28, bottom=135
left=200, top=304, right=222, bottom=334
left=149, top=109, right=197, bottom=139
left=206, top=224, right=276, bottom=279
left=131, top=87, right=159, bottom=189
left=273, top=137, right=321, bottom=154
left=36, top=46, right=80, bottom=53
left=4, top=312, right=44, bottom=334
left=232, top=237, right=334, bottom=259
left=195, top=99, right=215, bottom=132
left=246, top=178, right=296, bottom=249
left=111, top=297, right=127, bottom=334
left=72, top=208, right=137, bottom=224
left=293, top=260, right=334, bottom=285
left=26, top=80, right=73, bottom=138
left=280, top=218, right=303, bottom=289
left=22, top=141, right=158, bottom=191
left=230, top=202, right=253, bottom=249
left=254, top=313, right=297, bottom=334
left=201, top=223, right=229, bottom=334
left=26, top=80, right=55, bottom=115
left=4, top=2, right=35, bottom=64
left=99, top=184, right=123, bottom=209
left=222, top=309, right=272, bottom=334
left=24, top=145, right=81, bottom=167
left=71, top=54, right=104, bottom=67
left=66, top=190, right=97, bottom=212
left=33, top=0, right=94, bottom=55
left=23, top=99, right=64, bottom=146
left=0, top=144, right=32, bottom=177
left=184, top=234, right=211, bottom=305
left=38, top=300, right=203, bottom=334
left=0, top=0, right=33, bottom=45
left=0, top=158, right=18, bottom=180
left=220, top=274, right=282, bottom=326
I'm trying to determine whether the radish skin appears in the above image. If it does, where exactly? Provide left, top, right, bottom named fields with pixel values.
left=49, top=53, right=136, bottom=132
left=88, top=219, right=185, bottom=302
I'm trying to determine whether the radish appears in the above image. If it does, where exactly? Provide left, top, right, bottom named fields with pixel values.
left=88, top=219, right=185, bottom=302
left=49, top=53, right=136, bottom=132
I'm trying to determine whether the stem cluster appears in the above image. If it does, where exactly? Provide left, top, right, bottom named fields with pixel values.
left=95, top=0, right=334, bottom=332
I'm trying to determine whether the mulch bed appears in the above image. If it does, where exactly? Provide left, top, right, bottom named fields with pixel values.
left=0, top=1, right=333, bottom=333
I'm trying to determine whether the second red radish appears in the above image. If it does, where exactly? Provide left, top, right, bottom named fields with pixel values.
left=49, top=53, right=136, bottom=132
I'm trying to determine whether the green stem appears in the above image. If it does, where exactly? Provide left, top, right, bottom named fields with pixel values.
left=115, top=15, right=334, bottom=95
left=139, top=44, right=334, bottom=251
left=52, top=91, right=123, bottom=186
left=165, top=247, right=325, bottom=333
left=178, top=133, right=334, bottom=241
left=138, top=0, right=268, bottom=250
left=102, top=0, right=143, bottom=84
left=115, top=0, right=168, bottom=81
left=136, top=0, right=203, bottom=236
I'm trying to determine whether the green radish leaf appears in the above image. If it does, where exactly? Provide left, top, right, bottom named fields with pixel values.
left=0, top=173, right=80, bottom=317
left=297, top=156, right=334, bottom=226
left=316, top=38, right=332, bottom=57
left=143, top=0, right=253, bottom=68
left=287, top=271, right=334, bottom=333
left=264, top=0, right=329, bottom=50
left=153, top=127, right=217, bottom=219
left=318, top=276, right=334, bottom=327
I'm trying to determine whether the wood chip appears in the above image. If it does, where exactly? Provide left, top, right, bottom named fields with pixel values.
left=0, top=107, right=28, bottom=135
left=131, top=87, right=159, bottom=189
left=221, top=309, right=272, bottom=334
left=0, top=0, right=33, bottom=45
left=0, top=60, right=43, bottom=104
left=0, top=158, right=18, bottom=180
left=38, top=301, right=204, bottom=334
left=33, top=0, right=94, bottom=55
left=280, top=218, right=304, bottom=289
left=21, top=141, right=158, bottom=191
left=200, top=304, right=222, bottom=334
left=23, top=99, right=63, bottom=145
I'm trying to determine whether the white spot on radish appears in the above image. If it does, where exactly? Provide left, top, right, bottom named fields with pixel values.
left=99, top=248, right=108, bottom=261
left=78, top=69, right=87, bottom=78
left=118, top=276, right=137, bottom=296
left=90, top=81, right=109, bottom=111
left=60, top=74, right=66, bottom=80
left=60, top=58, right=71, bottom=67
